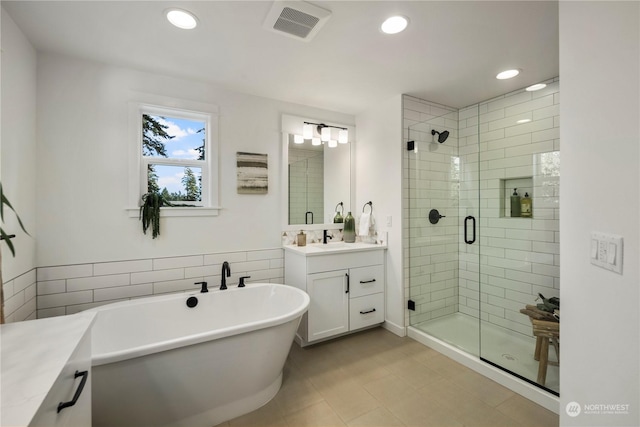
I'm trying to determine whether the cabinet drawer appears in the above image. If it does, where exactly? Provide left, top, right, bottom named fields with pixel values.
left=349, top=293, right=384, bottom=331
left=349, top=265, right=384, bottom=298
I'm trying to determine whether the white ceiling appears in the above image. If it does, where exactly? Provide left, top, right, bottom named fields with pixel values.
left=2, top=1, right=559, bottom=115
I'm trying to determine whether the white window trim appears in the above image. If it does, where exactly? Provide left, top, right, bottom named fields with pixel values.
left=128, top=97, right=220, bottom=216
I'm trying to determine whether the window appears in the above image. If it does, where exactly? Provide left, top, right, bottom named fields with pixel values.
left=132, top=103, right=219, bottom=214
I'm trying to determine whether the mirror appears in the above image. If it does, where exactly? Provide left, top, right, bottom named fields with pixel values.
left=281, top=114, right=354, bottom=228
left=287, top=135, right=351, bottom=225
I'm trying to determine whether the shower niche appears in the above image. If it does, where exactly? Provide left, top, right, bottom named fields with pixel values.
left=500, top=177, right=533, bottom=218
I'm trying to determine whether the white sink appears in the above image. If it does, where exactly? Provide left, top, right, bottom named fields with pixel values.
left=283, top=238, right=387, bottom=256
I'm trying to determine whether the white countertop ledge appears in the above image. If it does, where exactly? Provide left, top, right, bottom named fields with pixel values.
left=1, top=311, right=96, bottom=427
left=284, top=241, right=387, bottom=256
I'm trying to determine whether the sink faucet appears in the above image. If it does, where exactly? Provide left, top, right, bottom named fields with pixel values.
left=220, top=261, right=231, bottom=290
left=323, top=230, right=333, bottom=244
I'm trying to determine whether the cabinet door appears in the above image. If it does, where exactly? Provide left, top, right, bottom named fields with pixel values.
left=30, top=329, right=91, bottom=427
left=307, top=270, right=349, bottom=342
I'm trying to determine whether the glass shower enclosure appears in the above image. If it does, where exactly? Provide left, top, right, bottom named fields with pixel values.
left=406, top=80, right=560, bottom=395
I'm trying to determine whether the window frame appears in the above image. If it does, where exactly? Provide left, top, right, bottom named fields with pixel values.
left=129, top=100, right=220, bottom=217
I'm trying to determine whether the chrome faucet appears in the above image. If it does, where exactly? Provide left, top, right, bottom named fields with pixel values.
left=220, top=261, right=231, bottom=290
left=323, top=230, right=333, bottom=244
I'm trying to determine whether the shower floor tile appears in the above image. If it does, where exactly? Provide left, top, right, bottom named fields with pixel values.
left=215, top=327, right=558, bottom=427
left=415, top=312, right=559, bottom=394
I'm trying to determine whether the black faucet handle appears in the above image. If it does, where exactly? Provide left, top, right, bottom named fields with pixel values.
left=238, top=276, right=251, bottom=288
left=194, top=281, right=208, bottom=293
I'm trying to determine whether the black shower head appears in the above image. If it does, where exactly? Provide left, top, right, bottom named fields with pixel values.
left=431, top=129, right=450, bottom=143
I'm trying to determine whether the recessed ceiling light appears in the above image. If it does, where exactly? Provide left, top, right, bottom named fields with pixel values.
left=381, top=16, right=409, bottom=34
left=526, top=83, right=547, bottom=91
left=166, top=9, right=198, bottom=30
left=496, top=69, right=520, bottom=80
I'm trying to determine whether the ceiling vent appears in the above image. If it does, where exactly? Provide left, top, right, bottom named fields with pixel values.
left=263, top=1, right=331, bottom=42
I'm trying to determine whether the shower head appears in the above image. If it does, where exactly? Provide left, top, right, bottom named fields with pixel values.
left=431, top=129, right=449, bottom=143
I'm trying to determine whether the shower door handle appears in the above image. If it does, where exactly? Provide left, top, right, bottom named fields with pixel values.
left=464, top=215, right=476, bottom=244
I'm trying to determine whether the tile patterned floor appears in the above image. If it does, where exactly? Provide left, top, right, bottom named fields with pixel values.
left=215, top=327, right=558, bottom=427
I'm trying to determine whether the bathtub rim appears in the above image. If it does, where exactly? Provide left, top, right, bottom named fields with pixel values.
left=87, top=283, right=309, bottom=366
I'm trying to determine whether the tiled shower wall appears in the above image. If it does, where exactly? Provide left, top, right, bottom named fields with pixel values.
left=402, top=95, right=460, bottom=326
left=35, top=249, right=284, bottom=318
left=288, top=147, right=324, bottom=225
left=405, top=77, right=560, bottom=338
left=460, top=78, right=560, bottom=337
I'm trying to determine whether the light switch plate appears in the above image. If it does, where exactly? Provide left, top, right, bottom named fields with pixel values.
left=590, top=232, right=623, bottom=274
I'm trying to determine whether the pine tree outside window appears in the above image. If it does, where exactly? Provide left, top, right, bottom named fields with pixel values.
left=139, top=106, right=212, bottom=207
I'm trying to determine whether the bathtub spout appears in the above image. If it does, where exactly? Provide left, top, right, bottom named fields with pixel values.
left=220, top=261, right=231, bottom=290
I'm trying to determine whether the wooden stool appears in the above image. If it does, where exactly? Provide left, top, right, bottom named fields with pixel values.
left=520, top=305, right=559, bottom=386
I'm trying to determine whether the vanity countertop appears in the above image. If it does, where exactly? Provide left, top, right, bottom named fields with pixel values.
left=284, top=241, right=387, bottom=256
left=1, top=311, right=96, bottom=427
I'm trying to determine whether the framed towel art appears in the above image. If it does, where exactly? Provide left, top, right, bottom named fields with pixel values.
left=237, top=152, right=268, bottom=194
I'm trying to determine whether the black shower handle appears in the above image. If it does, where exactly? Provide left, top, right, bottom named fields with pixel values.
left=464, top=215, right=476, bottom=244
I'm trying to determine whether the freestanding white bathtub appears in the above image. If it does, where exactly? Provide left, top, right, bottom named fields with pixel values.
left=88, top=283, right=309, bottom=427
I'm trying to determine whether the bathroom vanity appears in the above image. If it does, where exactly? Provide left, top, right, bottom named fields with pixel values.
left=284, top=242, right=386, bottom=346
left=1, top=312, right=95, bottom=427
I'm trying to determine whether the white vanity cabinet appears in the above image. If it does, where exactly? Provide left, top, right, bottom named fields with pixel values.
left=1, top=312, right=95, bottom=427
left=284, top=244, right=386, bottom=346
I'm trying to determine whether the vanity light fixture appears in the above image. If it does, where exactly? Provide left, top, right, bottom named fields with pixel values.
left=321, top=126, right=331, bottom=142
left=302, top=123, right=313, bottom=139
left=294, top=134, right=304, bottom=144
left=166, top=8, right=198, bottom=29
left=496, top=69, right=520, bottom=80
left=526, top=83, right=547, bottom=91
left=338, top=129, right=348, bottom=144
left=303, top=121, right=349, bottom=147
left=381, top=16, right=409, bottom=34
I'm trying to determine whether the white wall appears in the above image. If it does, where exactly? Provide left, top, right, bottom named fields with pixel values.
left=355, top=94, right=404, bottom=335
left=560, top=2, right=639, bottom=425
left=34, top=52, right=354, bottom=267
left=1, top=8, right=38, bottom=322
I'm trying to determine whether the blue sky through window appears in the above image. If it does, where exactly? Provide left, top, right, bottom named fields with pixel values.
left=145, top=115, right=205, bottom=195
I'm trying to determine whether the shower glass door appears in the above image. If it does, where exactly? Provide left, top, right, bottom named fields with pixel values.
left=406, top=79, right=560, bottom=396
left=477, top=80, right=560, bottom=395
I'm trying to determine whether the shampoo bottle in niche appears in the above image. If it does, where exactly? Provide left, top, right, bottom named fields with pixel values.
left=521, top=192, right=532, bottom=217
left=510, top=188, right=521, bottom=217
left=343, top=212, right=356, bottom=243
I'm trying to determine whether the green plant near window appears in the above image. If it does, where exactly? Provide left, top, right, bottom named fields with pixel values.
left=139, top=191, right=174, bottom=239
left=0, top=183, right=30, bottom=324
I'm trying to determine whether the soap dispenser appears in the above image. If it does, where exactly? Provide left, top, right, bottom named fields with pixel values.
left=297, top=230, right=306, bottom=247
left=510, top=188, right=521, bottom=217
left=521, top=192, right=532, bottom=217
left=333, top=202, right=344, bottom=223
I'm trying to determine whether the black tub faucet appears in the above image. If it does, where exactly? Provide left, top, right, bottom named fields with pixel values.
left=194, top=281, right=208, bottom=293
left=220, top=261, right=231, bottom=290
left=323, top=230, right=333, bottom=244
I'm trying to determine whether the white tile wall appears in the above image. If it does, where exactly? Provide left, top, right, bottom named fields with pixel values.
left=404, top=77, right=560, bottom=339
left=3, top=268, right=37, bottom=322
left=460, top=77, right=560, bottom=337
left=403, top=95, right=460, bottom=327
left=35, top=248, right=285, bottom=318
